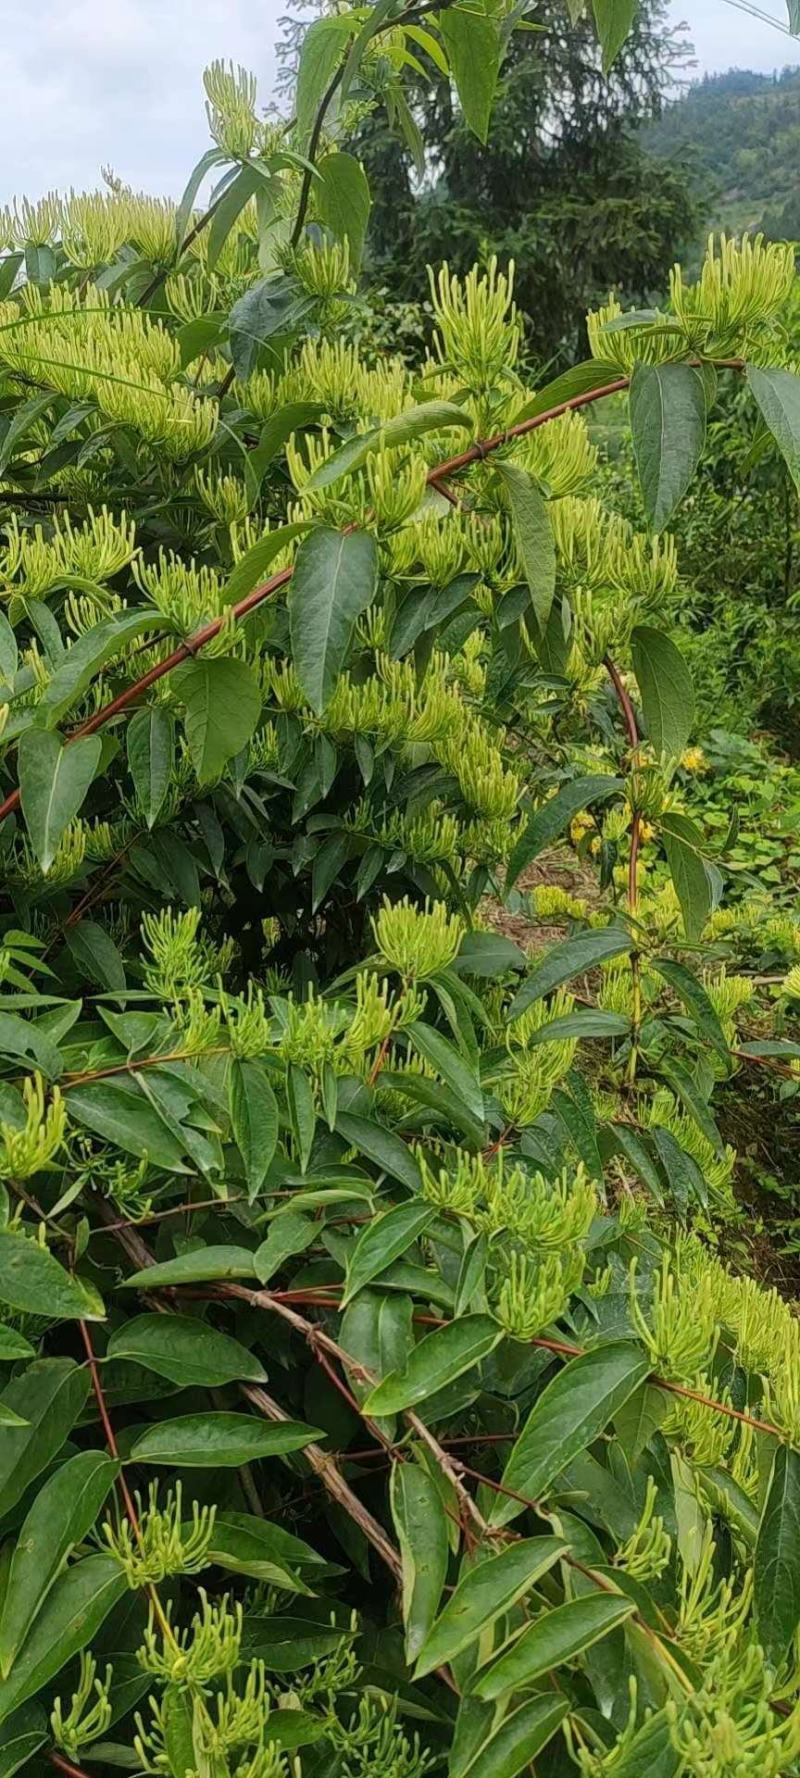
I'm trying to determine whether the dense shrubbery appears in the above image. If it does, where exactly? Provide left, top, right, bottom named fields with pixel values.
left=0, top=18, right=800, bottom=1778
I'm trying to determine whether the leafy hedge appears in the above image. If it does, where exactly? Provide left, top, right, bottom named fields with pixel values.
left=0, top=22, right=799, bottom=1778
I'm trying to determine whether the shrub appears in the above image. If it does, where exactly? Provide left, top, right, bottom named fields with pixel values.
left=0, top=22, right=799, bottom=1778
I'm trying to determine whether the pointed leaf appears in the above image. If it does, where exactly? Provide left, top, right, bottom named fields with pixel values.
left=363, top=1314, right=502, bottom=1415
left=173, top=656, right=261, bottom=783
left=130, top=1414, right=321, bottom=1467
left=508, top=927, right=632, bottom=1019
left=414, top=1537, right=566, bottom=1676
left=342, top=1201, right=436, bottom=1307
left=472, top=1593, right=635, bottom=1698
left=0, top=1360, right=91, bottom=1521
left=491, top=1342, right=650, bottom=1526
left=127, top=706, right=174, bottom=829
left=747, top=363, right=800, bottom=489
left=229, top=1057, right=279, bottom=1201
left=106, top=1313, right=267, bottom=1386
left=507, top=775, right=623, bottom=889
left=0, top=1233, right=103, bottom=1322
left=591, top=0, right=637, bottom=68
left=438, top=7, right=501, bottom=142
left=289, top=529, right=378, bottom=714
left=0, top=1451, right=119, bottom=1676
left=0, top=1556, right=126, bottom=1723
left=120, top=1246, right=258, bottom=1289
left=316, top=151, right=371, bottom=266
left=495, top=461, right=556, bottom=630
left=631, top=625, right=695, bottom=759
left=755, top=1443, right=800, bottom=1666
left=391, top=1462, right=449, bottom=1661
left=630, top=363, right=706, bottom=530
left=18, top=730, right=101, bottom=873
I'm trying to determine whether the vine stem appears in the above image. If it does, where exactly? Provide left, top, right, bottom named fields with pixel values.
left=48, top=1755, right=93, bottom=1778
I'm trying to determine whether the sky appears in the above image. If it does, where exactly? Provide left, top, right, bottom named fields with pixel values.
left=0, top=0, right=797, bottom=205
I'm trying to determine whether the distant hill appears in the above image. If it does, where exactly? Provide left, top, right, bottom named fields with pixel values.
left=644, top=66, right=800, bottom=245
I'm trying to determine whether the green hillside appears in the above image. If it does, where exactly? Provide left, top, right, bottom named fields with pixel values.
left=645, top=65, right=800, bottom=243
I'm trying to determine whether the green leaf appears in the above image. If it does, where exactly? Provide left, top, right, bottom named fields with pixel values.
left=67, top=1077, right=193, bottom=1172
left=222, top=520, right=312, bottom=605
left=288, top=528, right=378, bottom=714
left=129, top=1413, right=321, bottom=1467
left=127, top=706, right=174, bottom=829
left=255, top=1211, right=316, bottom=1285
left=315, top=152, right=371, bottom=267
left=0, top=1232, right=103, bottom=1322
left=175, top=145, right=224, bottom=250
left=340, top=1290, right=414, bottom=1430
left=652, top=957, right=729, bottom=1059
left=472, top=1593, right=636, bottom=1698
left=755, top=1443, right=800, bottom=1666
left=0, top=1556, right=126, bottom=1725
left=525, top=1008, right=631, bottom=1044
left=362, top=1314, right=502, bottom=1415
left=631, top=625, right=695, bottom=759
left=658, top=1059, right=723, bottom=1154
left=0, top=614, right=17, bottom=687
left=457, top=1697, right=569, bottom=1778
left=508, top=927, right=632, bottom=1019
left=207, top=1514, right=318, bottom=1590
left=452, top=932, right=526, bottom=977
left=121, top=1246, right=258, bottom=1289
left=491, top=1342, right=651, bottom=1526
left=0, top=1328, right=34, bottom=1362
left=408, top=1021, right=484, bottom=1123
left=173, top=656, right=262, bottom=784
left=306, top=401, right=471, bottom=492
left=66, top=919, right=126, bottom=992
left=206, top=162, right=263, bottom=271
left=0, top=1451, right=119, bottom=1676
left=342, top=1201, right=436, bottom=1306
left=334, top=1111, right=423, bottom=1193
left=18, top=729, right=101, bottom=874
left=747, top=364, right=800, bottom=489
left=438, top=8, right=501, bottom=143
left=629, top=363, right=706, bottom=530
left=510, top=360, right=622, bottom=425
left=660, top=811, right=711, bottom=942
left=41, top=611, right=163, bottom=724
left=507, top=775, right=623, bottom=889
left=0, top=1360, right=91, bottom=1520
left=591, top=0, right=637, bottom=68
left=495, top=461, right=556, bottom=631
left=295, top=14, right=355, bottom=146
left=229, top=1058, right=279, bottom=1201
left=107, top=1313, right=267, bottom=1387
left=414, top=1537, right=565, bottom=1676
left=0, top=1703, right=48, bottom=1777
left=391, top=1462, right=449, bottom=1662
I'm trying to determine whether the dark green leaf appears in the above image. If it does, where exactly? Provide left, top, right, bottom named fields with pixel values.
left=631, top=626, right=695, bottom=759
left=747, top=364, right=800, bottom=489
left=495, top=461, right=556, bottom=631
left=18, top=730, right=101, bottom=874
left=0, top=1360, right=91, bottom=1520
left=755, top=1443, right=800, bottom=1666
left=288, top=529, right=378, bottom=714
left=127, top=706, right=174, bottom=829
left=472, top=1593, right=635, bottom=1698
left=661, top=811, right=711, bottom=942
left=363, top=1314, right=502, bottom=1415
left=391, top=1462, right=449, bottom=1661
left=173, top=657, right=262, bottom=784
left=129, top=1414, right=320, bottom=1467
left=508, top=927, right=632, bottom=1019
left=315, top=152, right=371, bottom=266
left=229, top=1058, right=279, bottom=1200
left=342, top=1201, right=436, bottom=1306
left=630, top=363, right=706, bottom=529
left=0, top=1234, right=103, bottom=1322
left=0, top=1556, right=126, bottom=1723
left=414, top=1537, right=565, bottom=1676
left=121, top=1246, right=258, bottom=1288
left=652, top=957, right=729, bottom=1059
left=106, top=1314, right=267, bottom=1386
left=0, top=1451, right=119, bottom=1675
left=438, top=8, right=501, bottom=142
left=491, top=1342, right=650, bottom=1526
left=507, top=775, right=623, bottom=889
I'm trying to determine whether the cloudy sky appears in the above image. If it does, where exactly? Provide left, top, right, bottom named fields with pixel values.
left=0, top=0, right=796, bottom=205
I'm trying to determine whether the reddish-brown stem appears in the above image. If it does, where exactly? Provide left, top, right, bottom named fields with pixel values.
left=48, top=1754, right=93, bottom=1778
left=367, top=1033, right=392, bottom=1089
left=79, top=1319, right=143, bottom=1536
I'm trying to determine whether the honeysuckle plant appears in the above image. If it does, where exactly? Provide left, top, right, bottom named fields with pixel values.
left=0, top=20, right=800, bottom=1778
